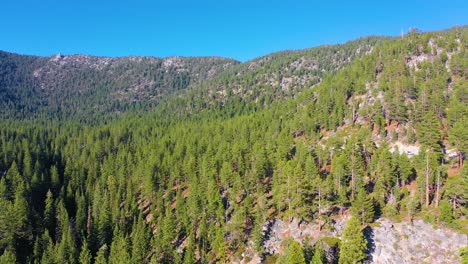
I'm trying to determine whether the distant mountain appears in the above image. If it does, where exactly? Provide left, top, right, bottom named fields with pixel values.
left=0, top=51, right=238, bottom=120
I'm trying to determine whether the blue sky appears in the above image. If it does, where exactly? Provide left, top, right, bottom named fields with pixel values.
left=1, top=0, right=467, bottom=61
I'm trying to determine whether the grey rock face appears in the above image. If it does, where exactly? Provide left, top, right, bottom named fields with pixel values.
left=263, top=216, right=350, bottom=255
left=368, top=219, right=467, bottom=264
left=258, top=217, right=466, bottom=264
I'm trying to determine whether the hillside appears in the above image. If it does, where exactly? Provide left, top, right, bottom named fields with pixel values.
left=160, top=36, right=388, bottom=116
left=0, top=26, right=467, bottom=264
left=0, top=36, right=388, bottom=121
left=0, top=51, right=238, bottom=120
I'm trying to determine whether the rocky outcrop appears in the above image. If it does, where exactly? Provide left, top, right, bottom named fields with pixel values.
left=390, top=141, right=420, bottom=157
left=239, top=217, right=467, bottom=264
left=263, top=216, right=349, bottom=255
left=368, top=219, right=467, bottom=264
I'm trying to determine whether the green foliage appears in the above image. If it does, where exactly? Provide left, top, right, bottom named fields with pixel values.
left=444, top=172, right=468, bottom=217
left=449, top=118, right=468, bottom=166
left=0, top=250, right=16, bottom=264
left=283, top=240, right=306, bottom=264
left=339, top=217, right=367, bottom=264
left=417, top=111, right=442, bottom=153
left=460, top=246, right=468, bottom=264
left=351, top=188, right=375, bottom=224
left=109, top=234, right=130, bottom=264
left=78, top=240, right=92, bottom=264
left=95, top=244, right=109, bottom=264
left=130, top=218, right=150, bottom=264
left=439, top=200, right=454, bottom=224
left=310, top=241, right=326, bottom=264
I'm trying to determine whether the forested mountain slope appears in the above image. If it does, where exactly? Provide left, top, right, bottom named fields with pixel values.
left=160, top=36, right=388, bottom=116
left=1, top=36, right=386, bottom=121
left=0, top=51, right=238, bottom=120
left=0, top=26, right=467, bottom=264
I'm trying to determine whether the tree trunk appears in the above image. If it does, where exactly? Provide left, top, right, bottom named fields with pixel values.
left=86, top=206, right=92, bottom=234
left=459, top=151, right=464, bottom=168
left=318, top=186, right=321, bottom=231
left=435, top=170, right=440, bottom=207
left=425, top=153, right=430, bottom=208
left=287, top=172, right=292, bottom=229
left=351, top=148, right=356, bottom=201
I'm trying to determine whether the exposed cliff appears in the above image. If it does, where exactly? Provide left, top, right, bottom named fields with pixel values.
left=238, top=217, right=467, bottom=263
left=368, top=219, right=467, bottom=264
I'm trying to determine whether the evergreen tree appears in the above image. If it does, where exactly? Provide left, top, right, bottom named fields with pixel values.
left=55, top=202, right=77, bottom=264
left=43, top=190, right=55, bottom=236
left=397, top=154, right=413, bottom=186
left=109, top=234, right=130, bottom=264
left=0, top=250, right=16, bottom=264
left=285, top=240, right=306, bottom=264
left=460, top=246, right=468, bottom=264
left=444, top=172, right=468, bottom=217
left=448, top=118, right=468, bottom=167
left=351, top=188, right=375, bottom=225
left=95, top=244, right=109, bottom=264
left=41, top=232, right=56, bottom=264
left=50, top=166, right=61, bottom=194
left=339, top=217, right=367, bottom=264
left=130, top=217, right=149, bottom=264
left=98, top=193, right=112, bottom=247
left=439, top=200, right=454, bottom=224
left=417, top=111, right=442, bottom=153
left=78, top=240, right=92, bottom=264
left=183, top=234, right=196, bottom=264
left=311, top=241, right=325, bottom=264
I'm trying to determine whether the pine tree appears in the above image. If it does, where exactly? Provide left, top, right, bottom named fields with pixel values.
left=50, top=166, right=61, bottom=194
left=439, top=200, right=454, bottom=224
left=311, top=241, right=325, bottom=264
left=22, top=140, right=33, bottom=180
left=44, top=190, right=55, bottom=236
left=183, top=234, right=196, bottom=264
left=159, top=205, right=176, bottom=262
left=339, top=217, right=367, bottom=264
left=397, top=154, right=413, bottom=186
left=98, top=193, right=112, bottom=247
left=444, top=172, right=468, bottom=217
left=252, top=209, right=265, bottom=254
left=417, top=111, right=442, bottom=153
left=331, top=154, right=349, bottom=205
left=404, top=192, right=420, bottom=221
left=449, top=118, right=468, bottom=167
left=79, top=240, right=92, bottom=264
left=55, top=202, right=77, bottom=264
left=109, top=234, right=130, bottom=264
left=95, top=244, right=109, bottom=264
left=285, top=240, right=306, bottom=264
left=460, top=246, right=468, bottom=264
left=41, top=231, right=56, bottom=264
left=75, top=193, right=87, bottom=240
left=130, top=217, right=149, bottom=264
left=0, top=250, right=16, bottom=264
left=351, top=188, right=375, bottom=225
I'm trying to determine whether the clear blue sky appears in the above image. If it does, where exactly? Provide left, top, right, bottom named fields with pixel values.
left=1, top=0, right=467, bottom=61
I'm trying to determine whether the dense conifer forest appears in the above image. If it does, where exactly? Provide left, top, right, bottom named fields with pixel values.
left=0, top=26, right=467, bottom=263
